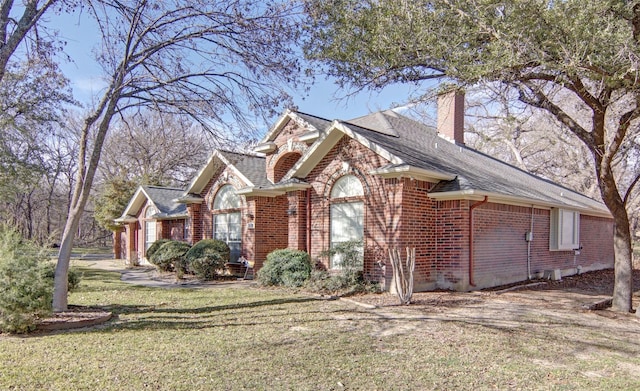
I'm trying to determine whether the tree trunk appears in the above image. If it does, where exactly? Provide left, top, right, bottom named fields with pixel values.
left=598, top=162, right=634, bottom=312
left=52, top=98, right=119, bottom=311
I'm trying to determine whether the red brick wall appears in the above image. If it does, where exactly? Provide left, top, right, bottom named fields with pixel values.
left=253, top=195, right=289, bottom=269
left=434, top=200, right=470, bottom=290
left=273, top=152, right=302, bottom=183
left=472, top=203, right=613, bottom=289
left=287, top=190, right=307, bottom=250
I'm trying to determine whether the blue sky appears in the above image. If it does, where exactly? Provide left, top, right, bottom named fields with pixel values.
left=51, top=8, right=424, bottom=125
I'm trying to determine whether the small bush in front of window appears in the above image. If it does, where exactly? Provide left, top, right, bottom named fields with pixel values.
left=308, top=241, right=379, bottom=295
left=146, top=239, right=171, bottom=265
left=257, top=249, right=311, bottom=288
left=149, top=240, right=191, bottom=273
left=185, top=239, right=230, bottom=280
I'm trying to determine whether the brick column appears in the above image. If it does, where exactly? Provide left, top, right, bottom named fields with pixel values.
left=113, top=228, right=123, bottom=259
left=189, top=203, right=203, bottom=242
left=287, top=191, right=307, bottom=251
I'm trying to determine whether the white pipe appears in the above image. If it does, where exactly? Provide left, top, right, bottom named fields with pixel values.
left=527, top=205, right=534, bottom=280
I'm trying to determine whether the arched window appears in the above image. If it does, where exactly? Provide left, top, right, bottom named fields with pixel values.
left=144, top=206, right=157, bottom=252
left=213, top=185, right=241, bottom=209
left=330, top=175, right=364, bottom=269
left=213, top=185, right=241, bottom=262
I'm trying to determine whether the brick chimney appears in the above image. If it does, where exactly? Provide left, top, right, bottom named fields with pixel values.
left=437, top=91, right=465, bottom=145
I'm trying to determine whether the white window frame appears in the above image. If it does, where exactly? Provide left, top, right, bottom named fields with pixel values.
left=144, top=206, right=157, bottom=251
left=329, top=175, right=365, bottom=270
left=549, top=208, right=580, bottom=251
left=213, top=185, right=242, bottom=262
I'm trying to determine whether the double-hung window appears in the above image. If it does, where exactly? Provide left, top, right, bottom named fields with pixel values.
left=213, top=185, right=242, bottom=262
left=329, top=175, right=364, bottom=269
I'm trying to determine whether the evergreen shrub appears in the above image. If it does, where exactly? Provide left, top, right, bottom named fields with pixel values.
left=0, top=227, right=53, bottom=333
left=185, top=239, right=230, bottom=280
left=257, top=249, right=311, bottom=288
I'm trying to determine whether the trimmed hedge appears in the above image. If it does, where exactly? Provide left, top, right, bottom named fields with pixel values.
left=146, top=239, right=171, bottom=265
left=257, top=249, right=311, bottom=288
left=185, top=239, right=230, bottom=280
left=149, top=240, right=191, bottom=272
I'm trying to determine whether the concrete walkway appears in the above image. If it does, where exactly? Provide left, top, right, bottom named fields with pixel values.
left=72, top=258, right=255, bottom=289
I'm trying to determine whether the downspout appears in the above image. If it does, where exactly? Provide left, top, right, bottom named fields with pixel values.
left=306, top=189, right=311, bottom=254
left=527, top=206, right=534, bottom=280
left=469, top=196, right=488, bottom=287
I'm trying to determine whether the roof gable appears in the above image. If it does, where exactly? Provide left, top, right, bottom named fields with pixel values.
left=119, top=186, right=187, bottom=220
left=184, top=149, right=267, bottom=195
left=257, top=110, right=332, bottom=145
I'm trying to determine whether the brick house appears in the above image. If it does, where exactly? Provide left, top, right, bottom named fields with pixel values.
left=116, top=93, right=613, bottom=291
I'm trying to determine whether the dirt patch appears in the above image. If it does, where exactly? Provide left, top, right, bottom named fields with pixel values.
left=352, top=269, right=640, bottom=313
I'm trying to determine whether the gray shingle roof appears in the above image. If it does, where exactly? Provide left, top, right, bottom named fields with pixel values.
left=217, top=150, right=270, bottom=188
left=143, top=186, right=187, bottom=217
left=340, top=110, right=605, bottom=212
left=295, top=112, right=332, bottom=131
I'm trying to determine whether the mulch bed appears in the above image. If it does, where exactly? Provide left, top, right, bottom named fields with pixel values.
left=37, top=306, right=112, bottom=331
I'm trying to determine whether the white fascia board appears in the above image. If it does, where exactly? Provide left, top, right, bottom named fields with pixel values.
left=253, top=141, right=277, bottom=153
left=184, top=151, right=221, bottom=195
left=287, top=121, right=404, bottom=180
left=236, top=182, right=311, bottom=197
left=286, top=123, right=345, bottom=179
left=114, top=216, right=137, bottom=224
left=120, top=187, right=149, bottom=218
left=257, top=109, right=293, bottom=144
left=174, top=195, right=204, bottom=204
left=185, top=150, right=254, bottom=195
left=299, top=130, right=320, bottom=144
left=236, top=187, right=285, bottom=197
left=428, top=190, right=611, bottom=217
left=337, top=122, right=402, bottom=165
left=370, top=165, right=456, bottom=182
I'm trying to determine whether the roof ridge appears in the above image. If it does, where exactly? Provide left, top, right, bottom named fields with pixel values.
left=143, top=185, right=185, bottom=191
left=217, top=148, right=264, bottom=159
left=291, top=110, right=332, bottom=122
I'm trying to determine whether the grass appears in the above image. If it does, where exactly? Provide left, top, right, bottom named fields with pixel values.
left=1, top=268, right=640, bottom=390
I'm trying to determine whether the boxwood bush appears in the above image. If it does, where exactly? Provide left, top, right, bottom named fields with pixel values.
left=146, top=239, right=171, bottom=265
left=257, top=249, right=311, bottom=288
left=185, top=239, right=230, bottom=280
left=149, top=240, right=191, bottom=272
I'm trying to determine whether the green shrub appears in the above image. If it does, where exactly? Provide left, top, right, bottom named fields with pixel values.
left=150, top=241, right=191, bottom=272
left=308, top=241, right=378, bottom=295
left=42, top=264, right=82, bottom=292
left=257, top=249, right=311, bottom=288
left=305, top=269, right=379, bottom=295
left=0, top=227, right=53, bottom=334
left=185, top=239, right=230, bottom=280
left=146, top=239, right=171, bottom=264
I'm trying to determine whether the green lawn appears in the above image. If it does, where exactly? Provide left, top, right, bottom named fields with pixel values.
left=1, top=268, right=640, bottom=390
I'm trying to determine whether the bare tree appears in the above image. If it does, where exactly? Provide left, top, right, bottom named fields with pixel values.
left=98, top=111, right=212, bottom=188
left=53, top=0, right=307, bottom=311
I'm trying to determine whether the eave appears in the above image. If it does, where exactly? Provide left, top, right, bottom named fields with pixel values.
left=174, top=195, right=204, bottom=204
left=236, top=182, right=311, bottom=197
left=370, top=164, right=455, bottom=183
left=428, top=189, right=612, bottom=218
left=114, top=215, right=137, bottom=224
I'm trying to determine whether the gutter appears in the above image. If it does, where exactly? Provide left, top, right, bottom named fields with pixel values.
left=468, top=196, right=488, bottom=287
